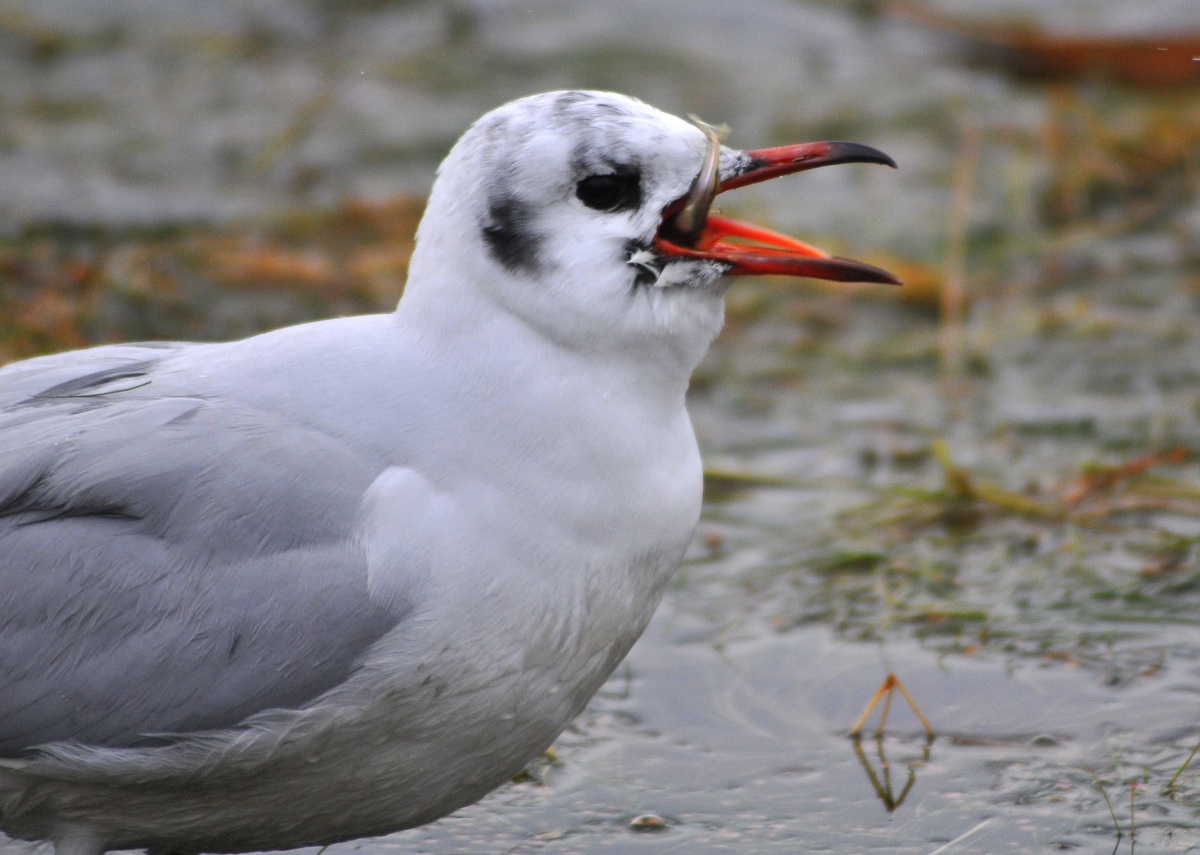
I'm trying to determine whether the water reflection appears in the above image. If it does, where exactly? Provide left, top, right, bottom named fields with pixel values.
left=848, top=673, right=935, bottom=813
left=851, top=735, right=933, bottom=813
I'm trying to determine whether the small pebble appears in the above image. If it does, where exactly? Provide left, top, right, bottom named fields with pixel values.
left=629, top=813, right=668, bottom=831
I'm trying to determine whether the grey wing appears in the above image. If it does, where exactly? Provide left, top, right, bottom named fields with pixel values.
left=0, top=342, right=184, bottom=409
left=0, top=346, right=401, bottom=756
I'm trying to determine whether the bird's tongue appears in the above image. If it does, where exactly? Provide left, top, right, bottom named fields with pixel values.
left=653, top=139, right=902, bottom=286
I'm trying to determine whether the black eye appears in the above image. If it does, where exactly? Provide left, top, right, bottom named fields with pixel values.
left=575, top=172, right=641, bottom=212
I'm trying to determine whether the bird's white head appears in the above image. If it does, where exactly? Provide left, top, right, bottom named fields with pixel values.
left=401, top=90, right=898, bottom=383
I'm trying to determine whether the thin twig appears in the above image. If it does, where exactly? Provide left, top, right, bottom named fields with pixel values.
left=251, top=85, right=335, bottom=176
left=849, top=673, right=934, bottom=740
left=893, top=673, right=936, bottom=738
left=850, top=676, right=893, bottom=737
left=940, top=120, right=980, bottom=399
left=1083, top=763, right=1122, bottom=840
left=1166, top=735, right=1200, bottom=793
left=1130, top=780, right=1136, bottom=854
left=876, top=682, right=895, bottom=739
left=925, top=817, right=992, bottom=855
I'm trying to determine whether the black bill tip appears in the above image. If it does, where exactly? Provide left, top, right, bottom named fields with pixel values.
left=816, top=141, right=898, bottom=170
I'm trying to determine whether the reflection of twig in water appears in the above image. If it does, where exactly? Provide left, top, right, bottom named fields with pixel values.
left=851, top=735, right=930, bottom=812
left=849, top=673, right=935, bottom=740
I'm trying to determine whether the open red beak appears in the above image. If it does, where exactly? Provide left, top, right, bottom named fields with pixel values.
left=654, top=140, right=901, bottom=285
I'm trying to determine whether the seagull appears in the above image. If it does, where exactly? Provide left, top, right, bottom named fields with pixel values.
left=0, top=90, right=897, bottom=855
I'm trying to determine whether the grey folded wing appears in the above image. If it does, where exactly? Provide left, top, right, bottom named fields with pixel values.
left=0, top=344, right=401, bottom=756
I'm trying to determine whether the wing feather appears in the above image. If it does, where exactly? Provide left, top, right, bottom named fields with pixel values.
left=0, top=346, right=401, bottom=755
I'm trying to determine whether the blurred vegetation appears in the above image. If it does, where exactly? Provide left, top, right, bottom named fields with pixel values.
left=0, top=198, right=419, bottom=363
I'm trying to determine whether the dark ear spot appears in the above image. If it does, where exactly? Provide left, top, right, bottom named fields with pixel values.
left=481, top=196, right=542, bottom=273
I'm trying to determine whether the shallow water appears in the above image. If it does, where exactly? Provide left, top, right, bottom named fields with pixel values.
left=3, top=0, right=1200, bottom=852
